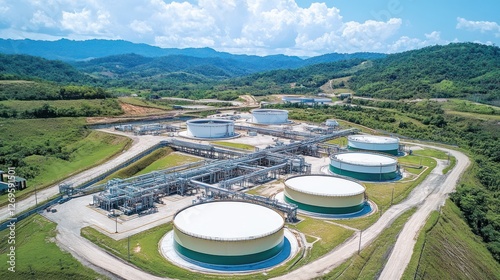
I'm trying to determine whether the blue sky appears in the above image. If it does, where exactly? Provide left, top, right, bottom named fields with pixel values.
left=0, top=0, right=498, bottom=56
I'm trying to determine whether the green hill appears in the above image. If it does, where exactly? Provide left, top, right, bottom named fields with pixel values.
left=0, top=54, right=92, bottom=84
left=349, top=43, right=500, bottom=105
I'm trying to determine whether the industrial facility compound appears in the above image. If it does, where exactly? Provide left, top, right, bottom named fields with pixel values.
left=44, top=109, right=413, bottom=274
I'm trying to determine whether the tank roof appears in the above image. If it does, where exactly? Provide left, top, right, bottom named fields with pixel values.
left=285, top=175, right=365, bottom=196
left=251, top=109, right=288, bottom=113
left=348, top=134, right=399, bottom=144
left=333, top=152, right=397, bottom=166
left=187, top=119, right=234, bottom=124
left=174, top=201, right=284, bottom=241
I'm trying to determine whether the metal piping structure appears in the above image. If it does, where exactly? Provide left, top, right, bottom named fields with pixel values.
left=91, top=128, right=358, bottom=219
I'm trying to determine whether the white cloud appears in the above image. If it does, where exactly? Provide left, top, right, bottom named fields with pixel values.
left=456, top=17, right=500, bottom=34
left=388, top=31, right=447, bottom=53
left=61, top=8, right=111, bottom=35
left=129, top=20, right=152, bottom=34
left=30, top=10, right=56, bottom=28
left=0, top=0, right=464, bottom=55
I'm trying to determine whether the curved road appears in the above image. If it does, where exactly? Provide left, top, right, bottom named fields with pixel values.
left=272, top=145, right=469, bottom=280
left=378, top=144, right=470, bottom=279
left=0, top=131, right=161, bottom=222
left=45, top=141, right=468, bottom=280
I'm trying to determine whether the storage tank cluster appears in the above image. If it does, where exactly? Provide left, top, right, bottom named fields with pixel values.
left=173, top=201, right=285, bottom=265
left=284, top=175, right=366, bottom=214
left=330, top=152, right=398, bottom=181
left=186, top=119, right=235, bottom=139
left=251, top=109, right=289, bottom=125
left=348, top=134, right=400, bottom=155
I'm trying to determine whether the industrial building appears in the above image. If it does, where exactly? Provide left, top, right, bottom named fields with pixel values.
left=0, top=170, right=27, bottom=193
left=282, top=96, right=332, bottom=105
left=284, top=175, right=366, bottom=214
left=173, top=201, right=285, bottom=265
left=330, top=152, right=399, bottom=181
left=186, top=119, right=235, bottom=139
left=347, top=135, right=400, bottom=155
left=325, top=119, right=339, bottom=127
left=251, top=109, right=289, bottom=125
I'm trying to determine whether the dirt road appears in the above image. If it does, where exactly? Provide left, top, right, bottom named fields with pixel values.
left=272, top=145, right=469, bottom=280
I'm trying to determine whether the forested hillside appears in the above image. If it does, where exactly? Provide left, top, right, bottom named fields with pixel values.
left=0, top=54, right=93, bottom=84
left=349, top=43, right=500, bottom=105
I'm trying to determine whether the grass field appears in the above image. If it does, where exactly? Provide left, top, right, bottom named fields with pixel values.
left=402, top=200, right=500, bottom=280
left=0, top=119, right=131, bottom=207
left=211, top=141, right=255, bottom=151
left=0, top=214, right=105, bottom=280
left=319, top=208, right=416, bottom=279
left=442, top=99, right=500, bottom=115
left=81, top=216, right=353, bottom=279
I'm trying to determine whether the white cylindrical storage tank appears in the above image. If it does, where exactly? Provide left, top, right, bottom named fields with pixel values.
left=251, top=109, right=288, bottom=124
left=325, top=119, right=339, bottom=127
left=330, top=152, right=398, bottom=181
left=348, top=135, right=400, bottom=155
left=173, top=201, right=285, bottom=265
left=284, top=175, right=366, bottom=214
left=186, top=119, right=235, bottom=138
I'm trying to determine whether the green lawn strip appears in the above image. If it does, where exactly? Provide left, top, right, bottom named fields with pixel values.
left=81, top=217, right=352, bottom=279
left=412, top=148, right=449, bottom=160
left=211, top=141, right=255, bottom=151
left=317, top=208, right=417, bottom=280
left=135, top=152, right=202, bottom=176
left=288, top=217, right=354, bottom=265
left=442, top=155, right=456, bottom=175
left=118, top=97, right=172, bottom=110
left=0, top=130, right=131, bottom=207
left=326, top=137, right=346, bottom=146
left=409, top=148, right=456, bottom=175
left=96, top=148, right=174, bottom=183
left=401, top=210, right=440, bottom=279
left=445, top=110, right=500, bottom=121
left=0, top=214, right=105, bottom=280
left=402, top=200, right=500, bottom=280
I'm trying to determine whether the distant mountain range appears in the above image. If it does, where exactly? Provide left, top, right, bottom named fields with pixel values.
left=0, top=39, right=385, bottom=75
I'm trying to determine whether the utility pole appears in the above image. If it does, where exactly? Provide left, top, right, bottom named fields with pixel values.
left=115, top=211, right=118, bottom=233
left=128, top=236, right=130, bottom=261
left=391, top=188, right=394, bottom=206
left=358, top=229, right=363, bottom=254
left=34, top=185, right=38, bottom=206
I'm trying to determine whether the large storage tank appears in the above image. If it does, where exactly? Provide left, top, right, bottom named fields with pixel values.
left=251, top=109, right=289, bottom=124
left=173, top=201, right=285, bottom=265
left=186, top=119, right=235, bottom=138
left=284, top=175, right=366, bottom=214
left=348, top=135, right=400, bottom=155
left=330, top=152, right=398, bottom=181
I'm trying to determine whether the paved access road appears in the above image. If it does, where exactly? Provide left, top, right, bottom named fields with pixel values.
left=378, top=145, right=470, bottom=279
left=271, top=145, right=469, bottom=280
left=0, top=130, right=161, bottom=222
